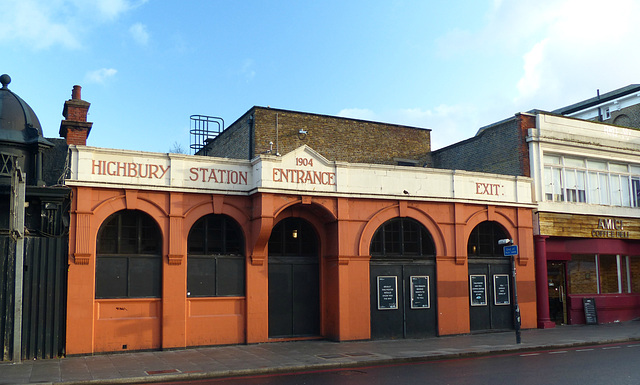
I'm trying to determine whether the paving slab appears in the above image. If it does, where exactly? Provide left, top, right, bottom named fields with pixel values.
left=1, top=321, right=639, bottom=384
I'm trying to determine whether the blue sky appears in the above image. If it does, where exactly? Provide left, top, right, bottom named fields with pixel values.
left=2, top=0, right=639, bottom=153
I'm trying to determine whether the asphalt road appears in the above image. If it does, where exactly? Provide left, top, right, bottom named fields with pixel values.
left=161, top=342, right=640, bottom=385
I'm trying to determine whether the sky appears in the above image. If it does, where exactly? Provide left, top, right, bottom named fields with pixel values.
left=2, top=0, right=639, bottom=154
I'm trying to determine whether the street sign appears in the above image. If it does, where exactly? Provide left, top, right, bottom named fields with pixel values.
left=503, top=245, right=518, bottom=256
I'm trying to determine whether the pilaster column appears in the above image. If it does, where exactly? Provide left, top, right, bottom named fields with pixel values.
left=535, top=235, right=555, bottom=328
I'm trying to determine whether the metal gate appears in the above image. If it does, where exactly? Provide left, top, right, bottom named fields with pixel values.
left=0, top=235, right=68, bottom=361
left=0, top=236, right=14, bottom=360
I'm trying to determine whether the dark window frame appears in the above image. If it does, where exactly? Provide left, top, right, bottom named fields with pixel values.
left=95, top=210, right=162, bottom=299
left=268, top=218, right=318, bottom=258
left=467, top=221, right=509, bottom=257
left=187, top=214, right=245, bottom=297
left=370, top=218, right=436, bottom=258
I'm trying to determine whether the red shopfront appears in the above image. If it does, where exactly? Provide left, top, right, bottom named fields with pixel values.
left=535, top=213, right=640, bottom=327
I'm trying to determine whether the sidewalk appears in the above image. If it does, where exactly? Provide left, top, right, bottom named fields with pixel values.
left=2, top=320, right=640, bottom=385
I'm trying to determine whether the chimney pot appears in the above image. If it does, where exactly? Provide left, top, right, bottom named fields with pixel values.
left=72, top=85, right=82, bottom=100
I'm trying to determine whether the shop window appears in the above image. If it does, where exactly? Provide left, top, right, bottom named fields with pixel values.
left=630, top=257, right=640, bottom=293
left=467, top=221, right=508, bottom=257
left=599, top=255, right=619, bottom=293
left=568, top=254, right=640, bottom=294
left=96, top=210, right=162, bottom=299
left=187, top=215, right=245, bottom=297
left=567, top=255, right=597, bottom=294
left=370, top=218, right=435, bottom=257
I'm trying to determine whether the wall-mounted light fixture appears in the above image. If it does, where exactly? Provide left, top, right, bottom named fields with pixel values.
left=292, top=229, right=298, bottom=239
left=298, top=129, right=308, bottom=140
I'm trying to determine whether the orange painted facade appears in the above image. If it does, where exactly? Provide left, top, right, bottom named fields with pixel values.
left=66, top=183, right=536, bottom=354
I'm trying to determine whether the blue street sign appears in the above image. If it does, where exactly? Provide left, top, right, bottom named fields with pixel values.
left=503, top=245, right=518, bottom=256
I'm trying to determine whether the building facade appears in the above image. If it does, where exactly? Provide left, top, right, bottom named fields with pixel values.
left=64, top=118, right=536, bottom=354
left=432, top=111, right=640, bottom=327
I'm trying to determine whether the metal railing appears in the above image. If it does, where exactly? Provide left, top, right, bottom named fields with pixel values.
left=190, top=115, right=224, bottom=154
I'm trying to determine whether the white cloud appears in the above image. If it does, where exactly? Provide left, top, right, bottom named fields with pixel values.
left=92, top=0, right=135, bottom=20
left=129, top=23, right=150, bottom=46
left=516, top=38, right=547, bottom=101
left=512, top=0, right=640, bottom=111
left=85, top=68, right=118, bottom=84
left=241, top=59, right=256, bottom=82
left=0, top=0, right=81, bottom=50
left=435, top=0, right=640, bottom=124
left=339, top=104, right=480, bottom=150
left=0, top=0, right=145, bottom=50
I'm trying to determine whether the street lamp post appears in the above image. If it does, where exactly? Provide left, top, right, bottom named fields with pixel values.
left=499, top=239, right=521, bottom=344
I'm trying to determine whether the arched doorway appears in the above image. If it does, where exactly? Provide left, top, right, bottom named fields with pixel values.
left=369, top=218, right=437, bottom=339
left=268, top=218, right=320, bottom=338
left=467, top=221, right=513, bottom=331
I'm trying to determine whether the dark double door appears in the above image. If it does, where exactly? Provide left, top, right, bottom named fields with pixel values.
left=370, top=263, right=437, bottom=339
left=468, top=260, right=513, bottom=331
left=268, top=255, right=320, bottom=338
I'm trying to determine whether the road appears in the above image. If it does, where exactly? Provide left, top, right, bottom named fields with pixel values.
left=162, top=342, right=640, bottom=385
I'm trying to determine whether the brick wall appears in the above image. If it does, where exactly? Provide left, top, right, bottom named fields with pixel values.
left=430, top=114, right=532, bottom=177
left=201, top=110, right=252, bottom=159
left=604, top=104, right=640, bottom=129
left=203, top=107, right=431, bottom=165
left=568, top=254, right=598, bottom=294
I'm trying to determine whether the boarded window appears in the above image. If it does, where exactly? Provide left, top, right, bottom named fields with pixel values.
left=187, top=215, right=245, bottom=297
left=95, top=210, right=162, bottom=299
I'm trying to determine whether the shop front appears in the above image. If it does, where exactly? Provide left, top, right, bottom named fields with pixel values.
left=536, top=213, right=640, bottom=326
left=65, top=145, right=536, bottom=354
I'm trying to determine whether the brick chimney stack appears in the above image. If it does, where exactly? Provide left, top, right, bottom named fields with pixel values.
left=60, top=85, right=93, bottom=145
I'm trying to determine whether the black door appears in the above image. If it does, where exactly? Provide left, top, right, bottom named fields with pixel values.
left=547, top=262, right=567, bottom=325
left=467, top=221, right=513, bottom=332
left=468, top=260, right=513, bottom=331
left=369, top=217, right=437, bottom=340
left=268, top=218, right=320, bottom=338
left=370, top=263, right=436, bottom=339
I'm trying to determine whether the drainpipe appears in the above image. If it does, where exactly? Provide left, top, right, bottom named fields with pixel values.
left=276, top=113, right=280, bottom=156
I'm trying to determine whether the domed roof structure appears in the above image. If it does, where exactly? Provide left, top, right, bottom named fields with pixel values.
left=0, top=74, right=53, bottom=186
left=0, top=74, right=45, bottom=144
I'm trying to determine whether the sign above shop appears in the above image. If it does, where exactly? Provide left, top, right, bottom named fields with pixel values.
left=592, top=217, right=630, bottom=239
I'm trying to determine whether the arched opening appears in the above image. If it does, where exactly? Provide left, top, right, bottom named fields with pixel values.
left=369, top=217, right=437, bottom=339
left=268, top=217, right=320, bottom=338
left=96, top=210, right=162, bottom=299
left=187, top=214, right=245, bottom=297
left=467, top=221, right=513, bottom=331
